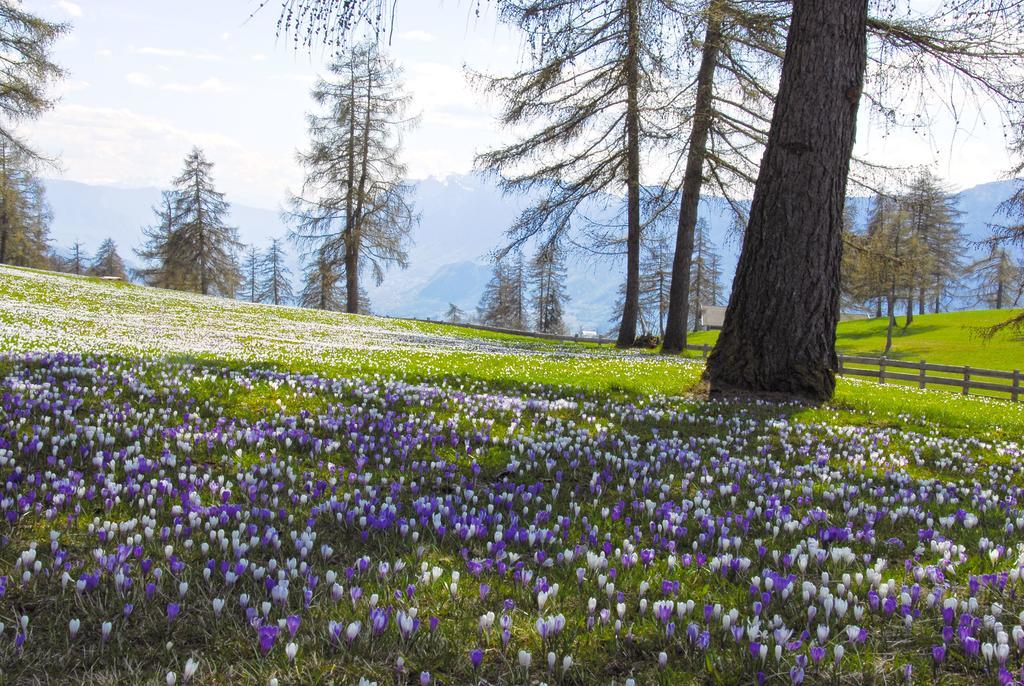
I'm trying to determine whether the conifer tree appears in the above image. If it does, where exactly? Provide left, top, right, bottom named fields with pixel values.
left=901, top=170, right=965, bottom=316
left=609, top=278, right=655, bottom=337
left=136, top=151, right=240, bottom=296
left=299, top=243, right=371, bottom=313
left=968, top=245, right=1021, bottom=310
left=136, top=191, right=192, bottom=291
left=840, top=201, right=885, bottom=316
left=0, top=2, right=66, bottom=162
left=300, top=245, right=344, bottom=311
left=259, top=238, right=294, bottom=306
left=528, top=240, right=569, bottom=335
left=240, top=246, right=261, bottom=303
left=476, top=0, right=692, bottom=347
left=978, top=179, right=1024, bottom=336
left=478, top=253, right=526, bottom=330
left=65, top=241, right=88, bottom=275
left=858, top=194, right=924, bottom=353
left=0, top=141, right=52, bottom=267
left=169, top=147, right=241, bottom=296
left=638, top=226, right=673, bottom=337
left=88, top=238, right=127, bottom=279
left=445, top=303, right=466, bottom=324
left=289, top=41, right=415, bottom=315
left=688, top=219, right=722, bottom=330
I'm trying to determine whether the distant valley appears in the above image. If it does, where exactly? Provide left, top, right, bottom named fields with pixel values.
left=43, top=175, right=1021, bottom=331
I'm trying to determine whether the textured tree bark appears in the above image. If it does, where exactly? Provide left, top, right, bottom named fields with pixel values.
left=884, top=290, right=895, bottom=354
left=0, top=210, right=7, bottom=265
left=345, top=64, right=359, bottom=314
left=705, top=0, right=868, bottom=401
left=615, top=0, right=642, bottom=348
left=662, top=7, right=722, bottom=354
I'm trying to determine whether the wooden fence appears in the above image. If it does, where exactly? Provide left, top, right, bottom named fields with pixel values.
left=837, top=354, right=1021, bottom=402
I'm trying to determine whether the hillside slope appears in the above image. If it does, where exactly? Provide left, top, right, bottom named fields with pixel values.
left=0, top=265, right=700, bottom=396
left=689, top=308, right=1024, bottom=370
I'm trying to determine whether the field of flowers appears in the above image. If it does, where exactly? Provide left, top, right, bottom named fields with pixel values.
left=3, top=265, right=1024, bottom=685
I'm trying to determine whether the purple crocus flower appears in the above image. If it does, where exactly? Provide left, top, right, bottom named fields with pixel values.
left=470, top=647, right=484, bottom=669
left=369, top=607, right=389, bottom=635
left=286, top=615, right=301, bottom=638
left=258, top=625, right=279, bottom=654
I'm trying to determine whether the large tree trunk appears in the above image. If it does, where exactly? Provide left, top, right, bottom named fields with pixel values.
left=0, top=211, right=7, bottom=265
left=344, top=64, right=359, bottom=314
left=884, top=289, right=895, bottom=354
left=662, top=7, right=722, bottom=354
left=347, top=57, right=377, bottom=315
left=704, top=0, right=868, bottom=401
left=0, top=152, right=8, bottom=265
left=904, top=294, right=913, bottom=326
left=614, top=0, right=638, bottom=350
left=615, top=0, right=642, bottom=348
left=345, top=240, right=360, bottom=313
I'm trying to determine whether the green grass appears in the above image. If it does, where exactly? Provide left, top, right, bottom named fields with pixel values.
left=2, top=264, right=1023, bottom=437
left=4, top=265, right=1024, bottom=685
left=687, top=308, right=1024, bottom=371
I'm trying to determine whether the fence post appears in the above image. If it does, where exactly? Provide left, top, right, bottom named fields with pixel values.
left=879, top=357, right=886, bottom=385
left=962, top=366, right=970, bottom=396
left=1013, top=370, right=1020, bottom=403
left=919, top=359, right=927, bottom=390
left=703, top=343, right=709, bottom=358
left=838, top=353, right=844, bottom=375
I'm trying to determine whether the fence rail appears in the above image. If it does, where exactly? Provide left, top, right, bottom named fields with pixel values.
left=837, top=354, right=1021, bottom=402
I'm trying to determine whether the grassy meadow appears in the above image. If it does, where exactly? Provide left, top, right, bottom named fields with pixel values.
left=2, top=265, right=1024, bottom=685
left=688, top=308, right=1024, bottom=372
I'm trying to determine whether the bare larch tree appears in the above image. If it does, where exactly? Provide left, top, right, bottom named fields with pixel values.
left=288, top=40, right=415, bottom=315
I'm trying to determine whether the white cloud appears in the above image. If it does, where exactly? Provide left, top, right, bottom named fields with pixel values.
left=250, top=53, right=268, bottom=62
left=96, top=48, right=113, bottom=58
left=23, top=104, right=298, bottom=208
left=136, top=47, right=224, bottom=62
left=125, top=72, right=155, bottom=88
left=124, top=72, right=237, bottom=95
left=269, top=73, right=317, bottom=86
left=57, top=80, right=91, bottom=95
left=403, top=61, right=493, bottom=130
left=162, top=78, right=237, bottom=94
left=55, top=1, right=82, bottom=17
left=398, top=30, right=435, bottom=43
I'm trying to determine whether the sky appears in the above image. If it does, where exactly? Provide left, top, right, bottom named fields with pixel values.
left=20, top=0, right=1022, bottom=211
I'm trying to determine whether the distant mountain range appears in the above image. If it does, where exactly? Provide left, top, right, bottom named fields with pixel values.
left=42, top=175, right=1021, bottom=331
